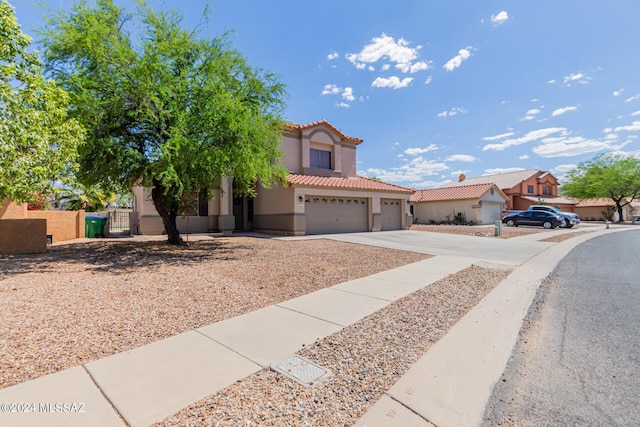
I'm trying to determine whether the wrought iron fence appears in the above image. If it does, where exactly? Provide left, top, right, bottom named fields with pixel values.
left=107, top=210, right=131, bottom=236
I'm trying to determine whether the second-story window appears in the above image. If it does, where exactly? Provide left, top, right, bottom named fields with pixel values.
left=527, top=185, right=534, bottom=194
left=542, top=185, right=551, bottom=195
left=310, top=148, right=331, bottom=169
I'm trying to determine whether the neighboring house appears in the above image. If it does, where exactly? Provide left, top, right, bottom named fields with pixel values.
left=443, top=169, right=577, bottom=212
left=132, top=120, right=414, bottom=236
left=410, top=183, right=508, bottom=225
left=574, top=198, right=638, bottom=221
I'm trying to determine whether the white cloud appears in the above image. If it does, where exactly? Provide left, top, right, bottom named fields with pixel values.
left=484, top=167, right=525, bottom=175
left=613, top=88, right=624, bottom=96
left=342, top=87, right=355, bottom=101
left=563, top=72, right=591, bottom=86
left=520, top=109, right=541, bottom=121
left=631, top=110, right=640, bottom=116
left=327, top=52, right=339, bottom=61
left=450, top=169, right=469, bottom=177
left=371, top=76, right=414, bottom=89
left=424, top=76, right=432, bottom=85
left=519, top=154, right=530, bottom=160
left=404, top=144, right=439, bottom=155
left=491, top=11, right=509, bottom=26
left=482, top=132, right=515, bottom=141
left=381, top=64, right=391, bottom=71
left=548, top=79, right=557, bottom=84
left=364, top=157, right=450, bottom=184
left=533, top=136, right=629, bottom=158
left=445, top=154, right=477, bottom=162
left=395, top=60, right=432, bottom=73
left=552, top=164, right=578, bottom=174
left=437, top=107, right=467, bottom=118
left=483, top=127, right=566, bottom=151
left=346, top=33, right=428, bottom=74
left=613, top=121, right=640, bottom=132
left=443, top=47, right=473, bottom=72
left=551, top=106, right=578, bottom=116
left=626, top=94, right=640, bottom=103
left=321, top=84, right=341, bottom=95
left=335, top=102, right=350, bottom=109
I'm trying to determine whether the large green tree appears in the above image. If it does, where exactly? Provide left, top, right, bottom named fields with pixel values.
left=0, top=0, right=83, bottom=206
left=561, top=153, right=640, bottom=222
left=41, top=0, right=288, bottom=243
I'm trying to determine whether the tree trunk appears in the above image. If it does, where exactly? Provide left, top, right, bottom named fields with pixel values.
left=151, top=182, right=184, bottom=244
left=616, top=204, right=625, bottom=223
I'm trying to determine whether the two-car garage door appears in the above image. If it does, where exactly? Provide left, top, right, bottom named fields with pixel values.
left=305, top=196, right=368, bottom=235
left=305, top=197, right=404, bottom=234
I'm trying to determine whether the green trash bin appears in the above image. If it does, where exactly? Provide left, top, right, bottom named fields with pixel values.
left=85, top=215, right=107, bottom=238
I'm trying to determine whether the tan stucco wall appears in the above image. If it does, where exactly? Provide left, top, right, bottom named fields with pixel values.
left=280, top=133, right=302, bottom=173
left=413, top=200, right=480, bottom=224
left=281, top=127, right=358, bottom=178
left=26, top=210, right=85, bottom=242
left=576, top=205, right=632, bottom=221
left=0, top=219, right=47, bottom=254
left=0, top=199, right=27, bottom=219
left=132, top=185, right=227, bottom=235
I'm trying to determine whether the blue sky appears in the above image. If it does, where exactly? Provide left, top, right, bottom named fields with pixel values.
left=9, top=1, right=640, bottom=189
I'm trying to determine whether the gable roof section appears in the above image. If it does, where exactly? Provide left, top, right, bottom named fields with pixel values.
left=285, top=120, right=364, bottom=145
left=443, top=169, right=543, bottom=190
left=287, top=174, right=413, bottom=193
left=411, top=183, right=507, bottom=202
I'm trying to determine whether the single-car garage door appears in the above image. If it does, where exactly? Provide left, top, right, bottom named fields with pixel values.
left=305, top=196, right=368, bottom=235
left=381, top=198, right=403, bottom=231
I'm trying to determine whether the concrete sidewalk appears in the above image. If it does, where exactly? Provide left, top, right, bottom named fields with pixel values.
left=0, top=225, right=630, bottom=426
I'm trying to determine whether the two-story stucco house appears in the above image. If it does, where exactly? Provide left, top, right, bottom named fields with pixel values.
left=131, top=120, right=413, bottom=236
left=443, top=169, right=577, bottom=212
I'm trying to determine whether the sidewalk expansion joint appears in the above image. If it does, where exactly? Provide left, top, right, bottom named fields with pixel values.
left=82, top=364, right=130, bottom=427
left=384, top=392, right=439, bottom=427
left=193, top=329, right=265, bottom=368
left=273, top=304, right=346, bottom=327
left=329, top=287, right=396, bottom=302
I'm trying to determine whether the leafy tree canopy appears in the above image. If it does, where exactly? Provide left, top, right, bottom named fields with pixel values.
left=0, top=0, right=83, bottom=207
left=41, top=0, right=288, bottom=243
left=561, top=153, right=640, bottom=222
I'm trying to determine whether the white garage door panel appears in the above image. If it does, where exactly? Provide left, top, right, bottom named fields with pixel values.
left=306, top=197, right=368, bottom=235
left=381, top=199, right=402, bottom=231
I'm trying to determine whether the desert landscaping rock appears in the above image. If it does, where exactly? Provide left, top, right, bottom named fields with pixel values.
left=0, top=237, right=427, bottom=389
left=157, top=265, right=509, bottom=426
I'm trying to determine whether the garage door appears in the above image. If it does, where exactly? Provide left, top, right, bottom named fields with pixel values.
left=381, top=198, right=403, bottom=231
left=480, top=203, right=503, bottom=225
left=305, top=196, right=368, bottom=235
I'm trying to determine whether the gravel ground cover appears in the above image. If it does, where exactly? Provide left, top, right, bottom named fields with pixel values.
left=0, top=237, right=427, bottom=389
left=158, top=265, right=510, bottom=426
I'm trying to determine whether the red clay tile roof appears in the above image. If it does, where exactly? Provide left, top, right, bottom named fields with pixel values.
left=284, top=120, right=364, bottom=145
left=286, top=174, right=413, bottom=193
left=410, top=183, right=507, bottom=202
left=575, top=197, right=616, bottom=207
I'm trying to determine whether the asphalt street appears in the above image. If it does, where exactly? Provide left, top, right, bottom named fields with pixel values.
left=483, top=230, right=640, bottom=426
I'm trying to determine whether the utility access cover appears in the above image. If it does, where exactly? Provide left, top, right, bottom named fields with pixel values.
left=271, top=355, right=330, bottom=387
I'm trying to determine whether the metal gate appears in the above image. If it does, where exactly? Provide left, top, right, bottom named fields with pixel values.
left=108, top=210, right=131, bottom=236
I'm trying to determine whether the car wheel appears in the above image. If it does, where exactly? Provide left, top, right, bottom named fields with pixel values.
left=564, top=219, right=571, bottom=228
left=506, top=219, right=515, bottom=227
left=543, top=221, right=553, bottom=229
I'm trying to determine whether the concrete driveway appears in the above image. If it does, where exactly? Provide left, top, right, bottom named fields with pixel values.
left=314, top=229, right=553, bottom=266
